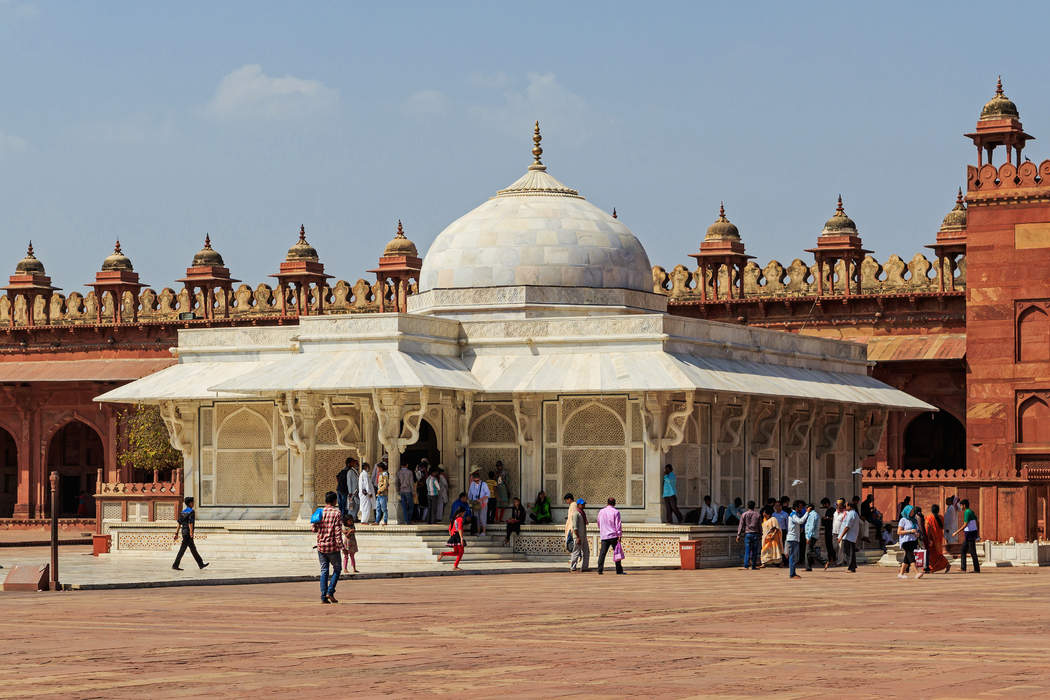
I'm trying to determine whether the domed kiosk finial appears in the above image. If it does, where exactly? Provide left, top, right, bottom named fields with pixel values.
left=530, top=120, right=544, bottom=171
left=821, top=195, right=858, bottom=237
left=382, top=219, right=419, bottom=257
left=101, top=239, right=134, bottom=271
left=979, top=76, right=1019, bottom=121
left=704, top=201, right=740, bottom=241
left=192, top=233, right=225, bottom=267
left=15, top=241, right=45, bottom=274
left=286, top=224, right=319, bottom=262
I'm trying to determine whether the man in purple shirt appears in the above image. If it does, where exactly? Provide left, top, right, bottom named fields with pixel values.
left=596, top=497, right=625, bottom=575
left=735, top=500, right=762, bottom=570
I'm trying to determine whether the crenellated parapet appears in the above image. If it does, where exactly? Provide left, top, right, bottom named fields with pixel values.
left=0, top=278, right=404, bottom=328
left=652, top=250, right=965, bottom=300
left=967, top=159, right=1050, bottom=196
left=0, top=224, right=423, bottom=331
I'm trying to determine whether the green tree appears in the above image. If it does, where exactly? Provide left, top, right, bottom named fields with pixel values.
left=117, top=405, right=182, bottom=473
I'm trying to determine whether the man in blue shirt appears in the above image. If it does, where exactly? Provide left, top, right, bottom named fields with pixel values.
left=662, top=464, right=683, bottom=524
left=786, top=501, right=807, bottom=578
left=801, top=502, right=822, bottom=571
left=171, top=496, right=209, bottom=571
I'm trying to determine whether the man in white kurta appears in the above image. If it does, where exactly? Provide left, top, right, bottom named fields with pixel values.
left=358, top=464, right=376, bottom=524
left=944, top=496, right=960, bottom=545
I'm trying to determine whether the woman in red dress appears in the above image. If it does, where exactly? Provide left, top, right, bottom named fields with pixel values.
left=924, top=503, right=951, bottom=574
left=438, top=510, right=466, bottom=570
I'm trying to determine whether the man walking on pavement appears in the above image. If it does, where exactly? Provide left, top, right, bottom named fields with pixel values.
left=172, top=496, right=209, bottom=571
left=802, top=502, right=822, bottom=571
left=735, top=500, right=761, bottom=570
left=313, top=491, right=343, bottom=604
left=596, top=497, right=624, bottom=575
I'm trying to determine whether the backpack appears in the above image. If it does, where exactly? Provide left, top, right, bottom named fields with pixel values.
left=310, top=506, right=325, bottom=525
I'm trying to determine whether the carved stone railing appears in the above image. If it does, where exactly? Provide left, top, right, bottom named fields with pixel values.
left=653, top=252, right=966, bottom=300
left=0, top=277, right=418, bottom=328
left=968, top=159, right=1050, bottom=194
left=862, top=465, right=1022, bottom=482
left=93, top=468, right=184, bottom=535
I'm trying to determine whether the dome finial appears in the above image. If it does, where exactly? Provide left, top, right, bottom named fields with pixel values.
left=529, top=120, right=545, bottom=170
left=611, top=207, right=617, bottom=219
left=204, top=233, right=212, bottom=249
left=996, top=75, right=1004, bottom=97
left=114, top=239, right=122, bottom=254
left=836, top=194, right=844, bottom=214
left=397, top=219, right=405, bottom=237
left=956, top=187, right=964, bottom=205
left=298, top=224, right=307, bottom=244
left=26, top=241, right=34, bottom=258
left=719, top=201, right=726, bottom=219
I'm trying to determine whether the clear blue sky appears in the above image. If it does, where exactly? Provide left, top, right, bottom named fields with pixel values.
left=0, top=1, right=1047, bottom=291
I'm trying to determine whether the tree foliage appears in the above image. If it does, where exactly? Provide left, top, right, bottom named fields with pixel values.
left=117, top=405, right=182, bottom=472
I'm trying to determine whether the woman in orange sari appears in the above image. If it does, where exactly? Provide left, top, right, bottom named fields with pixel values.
left=760, top=506, right=784, bottom=567
left=924, top=503, right=951, bottom=574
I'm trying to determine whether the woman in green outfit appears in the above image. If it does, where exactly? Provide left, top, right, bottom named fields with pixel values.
left=530, top=490, right=552, bottom=524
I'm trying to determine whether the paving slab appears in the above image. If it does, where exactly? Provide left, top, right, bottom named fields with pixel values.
left=0, top=565, right=1046, bottom=698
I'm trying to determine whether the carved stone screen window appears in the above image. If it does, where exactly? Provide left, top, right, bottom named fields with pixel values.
left=668, top=403, right=711, bottom=507
left=467, top=403, right=521, bottom=501
left=314, top=405, right=363, bottom=500
left=198, top=403, right=288, bottom=507
left=542, top=396, right=644, bottom=507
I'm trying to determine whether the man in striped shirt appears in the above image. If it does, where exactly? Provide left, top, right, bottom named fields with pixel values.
left=313, top=491, right=344, bottom=604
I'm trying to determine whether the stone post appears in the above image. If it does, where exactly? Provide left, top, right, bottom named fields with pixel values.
left=298, top=395, right=320, bottom=520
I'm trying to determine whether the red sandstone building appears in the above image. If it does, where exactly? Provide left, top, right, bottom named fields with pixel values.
left=1, top=81, right=1047, bottom=541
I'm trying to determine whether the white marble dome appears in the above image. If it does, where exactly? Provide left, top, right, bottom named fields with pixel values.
left=419, top=159, right=652, bottom=293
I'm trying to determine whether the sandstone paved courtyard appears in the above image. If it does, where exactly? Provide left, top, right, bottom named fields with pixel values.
left=2, top=565, right=1048, bottom=698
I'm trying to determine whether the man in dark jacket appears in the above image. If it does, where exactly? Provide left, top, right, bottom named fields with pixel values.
left=172, top=496, right=209, bottom=571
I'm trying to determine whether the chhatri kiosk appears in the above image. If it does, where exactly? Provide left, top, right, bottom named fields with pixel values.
left=98, top=127, right=930, bottom=564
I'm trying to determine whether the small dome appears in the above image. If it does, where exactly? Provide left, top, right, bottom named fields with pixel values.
left=979, top=77, right=1019, bottom=122
left=383, top=220, right=418, bottom=257
left=940, top=188, right=967, bottom=233
left=192, top=234, right=224, bottom=267
left=821, top=195, right=858, bottom=236
left=101, top=240, right=133, bottom=271
left=15, top=242, right=45, bottom=274
left=704, top=203, right=740, bottom=241
left=286, top=225, right=319, bottom=262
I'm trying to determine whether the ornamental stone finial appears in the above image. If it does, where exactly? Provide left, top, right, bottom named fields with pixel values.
left=532, top=121, right=542, bottom=164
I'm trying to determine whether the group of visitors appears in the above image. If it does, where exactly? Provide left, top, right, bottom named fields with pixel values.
left=336, top=456, right=453, bottom=525
left=892, top=495, right=980, bottom=578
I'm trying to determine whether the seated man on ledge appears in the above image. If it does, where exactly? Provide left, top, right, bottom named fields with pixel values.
left=699, top=495, right=719, bottom=525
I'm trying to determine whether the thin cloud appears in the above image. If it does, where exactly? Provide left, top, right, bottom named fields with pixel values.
left=404, top=89, right=450, bottom=116
left=469, top=72, right=595, bottom=145
left=0, top=129, right=28, bottom=155
left=204, top=64, right=337, bottom=120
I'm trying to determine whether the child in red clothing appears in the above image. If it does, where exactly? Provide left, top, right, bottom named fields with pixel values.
left=438, top=512, right=466, bottom=569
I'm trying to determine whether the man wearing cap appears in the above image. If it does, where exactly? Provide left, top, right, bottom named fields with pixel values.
left=570, top=497, right=590, bottom=572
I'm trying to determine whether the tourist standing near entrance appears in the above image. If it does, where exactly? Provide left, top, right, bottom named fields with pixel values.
left=494, top=461, right=511, bottom=523
left=344, top=458, right=360, bottom=520
left=838, top=501, right=860, bottom=573
left=426, top=468, right=441, bottom=525
left=736, top=501, right=761, bottom=570
left=596, top=498, right=624, bottom=575
left=468, top=472, right=491, bottom=535
left=358, top=463, right=375, bottom=523
left=397, top=463, right=414, bottom=524
left=172, top=496, right=209, bottom=571
left=436, top=467, right=449, bottom=521
left=662, top=465, right=683, bottom=523
left=313, top=491, right=343, bottom=604
left=336, top=461, right=351, bottom=517
left=786, top=501, right=806, bottom=579
left=819, top=498, right=835, bottom=568
left=953, top=499, right=981, bottom=573
left=569, top=497, right=590, bottom=572
left=375, top=464, right=390, bottom=526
